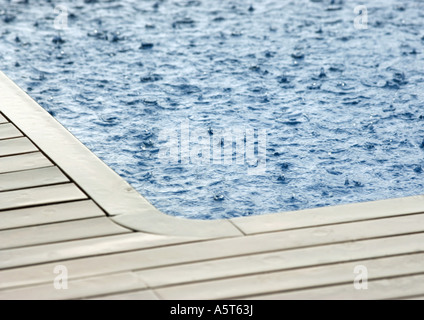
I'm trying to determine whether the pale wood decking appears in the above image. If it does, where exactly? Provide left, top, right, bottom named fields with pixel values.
left=0, top=72, right=424, bottom=300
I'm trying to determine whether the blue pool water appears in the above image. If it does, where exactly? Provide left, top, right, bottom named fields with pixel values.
left=1, top=0, right=424, bottom=219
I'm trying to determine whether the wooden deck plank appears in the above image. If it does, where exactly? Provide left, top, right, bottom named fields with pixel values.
left=0, top=233, right=195, bottom=272
left=2, top=230, right=424, bottom=291
left=153, top=252, right=424, bottom=300
left=0, top=123, right=23, bottom=140
left=131, top=213, right=424, bottom=287
left=0, top=217, right=130, bottom=250
left=7, top=241, right=422, bottom=300
left=0, top=272, right=147, bottom=300
left=4, top=210, right=418, bottom=271
left=127, top=213, right=424, bottom=272
left=0, top=152, right=53, bottom=174
left=0, top=167, right=69, bottom=192
left=0, top=235, right=193, bottom=289
left=232, top=195, right=424, bottom=235
left=0, top=200, right=105, bottom=231
left=0, top=137, right=38, bottom=157
left=0, top=184, right=87, bottom=211
left=404, top=296, right=424, bottom=300
left=135, top=242, right=424, bottom=290
left=246, top=274, right=424, bottom=300
left=90, top=290, right=159, bottom=300
left=151, top=233, right=424, bottom=299
left=0, top=114, right=7, bottom=124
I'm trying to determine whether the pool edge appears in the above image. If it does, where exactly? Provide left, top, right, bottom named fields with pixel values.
left=2, top=70, right=424, bottom=239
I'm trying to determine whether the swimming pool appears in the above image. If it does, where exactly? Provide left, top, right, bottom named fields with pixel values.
left=1, top=0, right=424, bottom=219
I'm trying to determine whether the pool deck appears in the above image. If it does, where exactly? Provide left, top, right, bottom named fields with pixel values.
left=0, top=71, right=424, bottom=300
